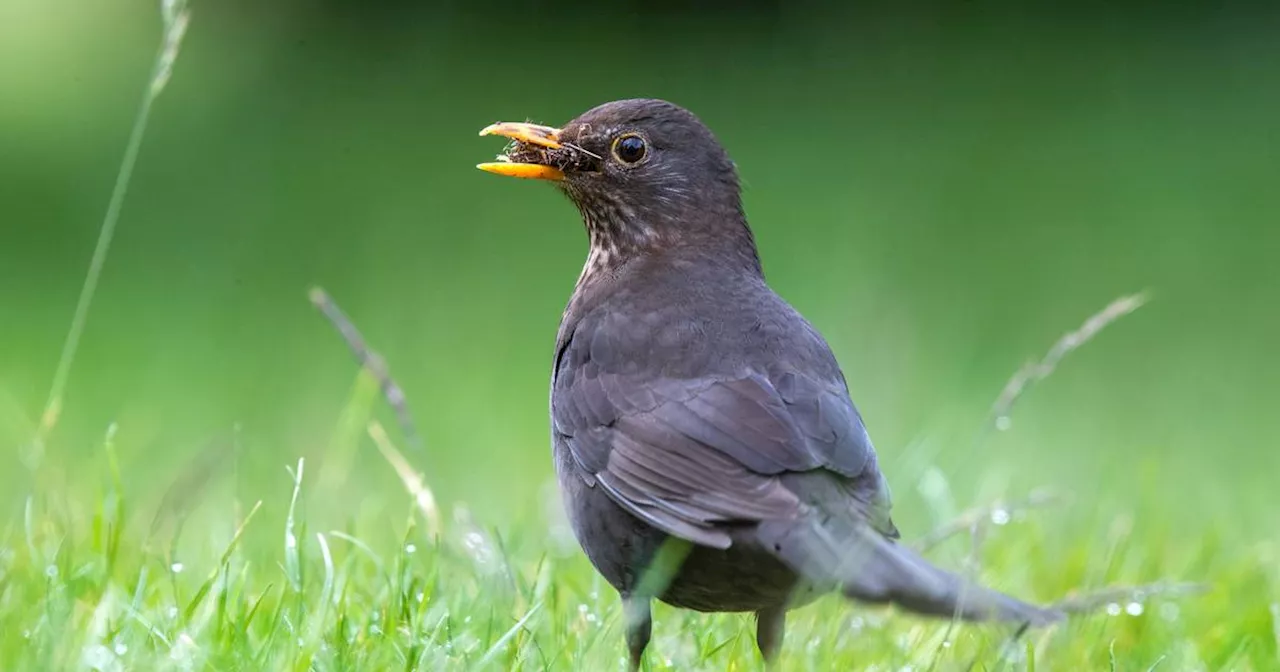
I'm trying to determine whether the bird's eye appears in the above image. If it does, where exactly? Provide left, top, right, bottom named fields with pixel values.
left=611, top=134, right=647, bottom=164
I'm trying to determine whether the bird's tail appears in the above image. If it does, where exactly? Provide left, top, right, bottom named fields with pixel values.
left=757, top=517, right=1063, bottom=626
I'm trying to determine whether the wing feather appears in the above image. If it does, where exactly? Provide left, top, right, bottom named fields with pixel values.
left=553, top=313, right=894, bottom=547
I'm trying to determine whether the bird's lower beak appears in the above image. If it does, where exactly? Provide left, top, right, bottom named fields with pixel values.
left=476, top=122, right=566, bottom=181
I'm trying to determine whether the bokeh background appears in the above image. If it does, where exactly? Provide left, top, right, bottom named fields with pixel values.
left=2, top=1, right=1278, bottom=561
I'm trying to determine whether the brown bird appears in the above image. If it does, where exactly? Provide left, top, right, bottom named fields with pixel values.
left=477, top=99, right=1062, bottom=668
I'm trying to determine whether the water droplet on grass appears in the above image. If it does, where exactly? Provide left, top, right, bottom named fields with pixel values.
left=1125, top=602, right=1144, bottom=616
left=169, top=632, right=197, bottom=666
left=170, top=562, right=184, bottom=574
left=1105, top=603, right=1122, bottom=616
left=990, top=509, right=1010, bottom=525
left=82, top=644, right=115, bottom=671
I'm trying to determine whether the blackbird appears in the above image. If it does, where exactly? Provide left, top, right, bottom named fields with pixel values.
left=477, top=99, right=1062, bottom=668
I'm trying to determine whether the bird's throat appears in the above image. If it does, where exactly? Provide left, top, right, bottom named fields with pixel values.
left=566, top=184, right=764, bottom=289
left=574, top=216, right=646, bottom=288
left=569, top=194, right=659, bottom=284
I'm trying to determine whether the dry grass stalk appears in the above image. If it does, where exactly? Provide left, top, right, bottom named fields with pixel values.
left=991, top=292, right=1148, bottom=431
left=1050, top=581, right=1209, bottom=614
left=308, top=287, right=422, bottom=452
left=368, top=420, right=440, bottom=539
left=308, top=286, right=438, bottom=535
left=29, top=0, right=194, bottom=469
left=914, top=487, right=1070, bottom=553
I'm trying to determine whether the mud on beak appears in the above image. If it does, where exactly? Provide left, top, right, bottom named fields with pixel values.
left=476, top=122, right=566, bottom=181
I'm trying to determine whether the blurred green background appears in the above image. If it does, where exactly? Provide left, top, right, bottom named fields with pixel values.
left=1, top=0, right=1277, bottom=548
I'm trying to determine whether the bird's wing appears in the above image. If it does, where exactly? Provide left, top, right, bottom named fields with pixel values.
left=553, top=318, right=893, bottom=549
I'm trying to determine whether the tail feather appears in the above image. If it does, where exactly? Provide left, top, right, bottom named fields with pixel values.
left=757, top=517, right=1063, bottom=626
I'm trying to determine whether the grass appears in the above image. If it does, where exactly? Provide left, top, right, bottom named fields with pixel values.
left=1, top=414, right=1276, bottom=671
left=3, top=4, right=1277, bottom=671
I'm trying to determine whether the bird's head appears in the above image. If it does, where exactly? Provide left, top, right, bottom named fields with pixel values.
left=478, top=99, right=759, bottom=273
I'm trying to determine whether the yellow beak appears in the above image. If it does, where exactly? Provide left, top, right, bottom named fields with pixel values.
left=476, top=121, right=566, bottom=181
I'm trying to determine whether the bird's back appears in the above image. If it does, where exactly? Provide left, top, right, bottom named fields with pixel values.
left=559, top=250, right=846, bottom=384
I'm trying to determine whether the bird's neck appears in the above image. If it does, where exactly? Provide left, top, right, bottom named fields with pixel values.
left=576, top=218, right=762, bottom=291
left=574, top=205, right=653, bottom=285
left=572, top=193, right=763, bottom=290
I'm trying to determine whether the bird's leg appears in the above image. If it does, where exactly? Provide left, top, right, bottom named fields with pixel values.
left=755, top=604, right=786, bottom=665
left=623, top=594, right=652, bottom=671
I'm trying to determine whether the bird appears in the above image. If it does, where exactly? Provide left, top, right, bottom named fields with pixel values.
left=476, top=98, right=1063, bottom=669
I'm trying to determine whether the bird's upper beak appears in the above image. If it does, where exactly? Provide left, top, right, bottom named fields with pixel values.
left=476, top=122, right=566, bottom=181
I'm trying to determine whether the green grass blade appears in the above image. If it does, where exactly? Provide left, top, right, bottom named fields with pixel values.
left=183, top=500, right=262, bottom=622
